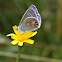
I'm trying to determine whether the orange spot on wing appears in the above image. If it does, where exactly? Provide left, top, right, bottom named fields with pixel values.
left=35, top=22, right=37, bottom=23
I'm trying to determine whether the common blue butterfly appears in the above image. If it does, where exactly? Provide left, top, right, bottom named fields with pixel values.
left=17, top=5, right=41, bottom=31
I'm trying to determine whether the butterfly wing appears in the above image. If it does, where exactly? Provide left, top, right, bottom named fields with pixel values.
left=29, top=5, right=41, bottom=27
left=17, top=5, right=41, bottom=31
left=18, top=17, right=39, bottom=31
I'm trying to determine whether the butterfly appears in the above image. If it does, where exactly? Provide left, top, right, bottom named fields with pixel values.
left=17, top=5, right=41, bottom=31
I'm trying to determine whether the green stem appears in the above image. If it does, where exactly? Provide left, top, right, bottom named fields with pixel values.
left=16, top=46, right=22, bottom=62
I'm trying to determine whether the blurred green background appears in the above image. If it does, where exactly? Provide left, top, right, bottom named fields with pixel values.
left=0, top=0, right=62, bottom=62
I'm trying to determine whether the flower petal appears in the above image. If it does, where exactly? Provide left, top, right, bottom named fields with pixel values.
left=23, top=39, right=34, bottom=44
left=11, top=35, right=17, bottom=40
left=13, top=25, right=17, bottom=30
left=11, top=40, right=18, bottom=45
left=23, top=31, right=37, bottom=39
left=18, top=42, right=23, bottom=46
left=6, top=33, right=17, bottom=39
left=31, top=31, right=37, bottom=37
left=6, top=33, right=15, bottom=37
left=13, top=25, right=20, bottom=35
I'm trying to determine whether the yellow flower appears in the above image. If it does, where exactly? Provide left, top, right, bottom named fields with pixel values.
left=6, top=25, right=37, bottom=46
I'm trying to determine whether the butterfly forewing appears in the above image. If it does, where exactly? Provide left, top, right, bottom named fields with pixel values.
left=19, top=8, right=36, bottom=25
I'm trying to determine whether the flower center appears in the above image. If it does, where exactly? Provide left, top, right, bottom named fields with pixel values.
left=17, top=33, right=27, bottom=42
